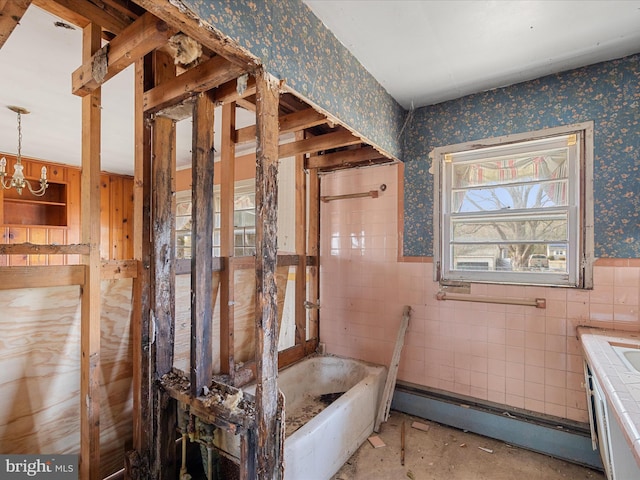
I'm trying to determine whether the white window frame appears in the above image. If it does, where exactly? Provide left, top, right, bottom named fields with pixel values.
left=432, top=122, right=594, bottom=288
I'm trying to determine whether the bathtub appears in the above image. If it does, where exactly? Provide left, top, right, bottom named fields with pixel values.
left=214, top=355, right=386, bottom=480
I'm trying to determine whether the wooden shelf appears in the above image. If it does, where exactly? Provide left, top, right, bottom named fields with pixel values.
left=4, top=198, right=66, bottom=207
left=2, top=180, right=68, bottom=227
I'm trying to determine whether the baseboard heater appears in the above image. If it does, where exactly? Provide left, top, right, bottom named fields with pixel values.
left=391, top=382, right=602, bottom=471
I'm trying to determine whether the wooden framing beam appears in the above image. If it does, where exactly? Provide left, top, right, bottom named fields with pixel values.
left=101, top=259, right=137, bottom=279
left=132, top=0, right=257, bottom=70
left=176, top=257, right=223, bottom=275
left=210, top=74, right=256, bottom=105
left=294, top=130, right=307, bottom=346
left=150, top=49, right=178, bottom=480
left=130, top=54, right=153, bottom=470
left=143, top=55, right=246, bottom=113
left=32, top=0, right=89, bottom=29
left=79, top=21, right=102, bottom=480
left=235, top=108, right=327, bottom=144
left=306, top=157, right=321, bottom=342
left=0, top=265, right=84, bottom=288
left=279, top=129, right=361, bottom=159
left=219, top=101, right=236, bottom=381
left=190, top=92, right=215, bottom=396
left=34, top=0, right=131, bottom=34
left=0, top=242, right=90, bottom=255
left=72, top=11, right=175, bottom=96
left=0, top=0, right=31, bottom=50
left=100, top=0, right=141, bottom=20
left=279, top=108, right=327, bottom=135
left=254, top=70, right=283, bottom=480
left=305, top=145, right=388, bottom=170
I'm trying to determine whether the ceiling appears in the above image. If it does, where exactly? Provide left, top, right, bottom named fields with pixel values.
left=304, top=0, right=640, bottom=109
left=1, top=1, right=639, bottom=175
left=0, top=5, right=255, bottom=176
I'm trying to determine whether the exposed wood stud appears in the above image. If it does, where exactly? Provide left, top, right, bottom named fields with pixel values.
left=211, top=74, right=257, bottom=105
left=0, top=265, right=85, bottom=288
left=305, top=145, right=389, bottom=171
left=143, top=55, right=247, bottom=113
left=190, top=92, right=215, bottom=396
left=306, top=158, right=320, bottom=342
left=220, top=101, right=236, bottom=381
left=235, top=108, right=328, bottom=144
left=34, top=0, right=132, bottom=34
left=79, top=21, right=102, bottom=480
left=240, top=428, right=257, bottom=480
left=294, top=130, right=307, bottom=346
left=150, top=49, right=178, bottom=480
left=0, top=242, right=90, bottom=255
left=130, top=53, right=153, bottom=472
left=72, top=12, right=175, bottom=96
left=151, top=88, right=176, bottom=376
left=132, top=0, right=257, bottom=69
left=0, top=0, right=31, bottom=50
left=254, top=70, right=282, bottom=480
left=100, top=259, right=137, bottom=279
left=279, top=129, right=361, bottom=159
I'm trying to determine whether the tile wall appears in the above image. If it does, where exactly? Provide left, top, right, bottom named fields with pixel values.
left=319, top=163, right=640, bottom=424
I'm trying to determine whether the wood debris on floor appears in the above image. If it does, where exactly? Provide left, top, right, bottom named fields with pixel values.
left=333, top=411, right=605, bottom=480
left=368, top=436, right=386, bottom=448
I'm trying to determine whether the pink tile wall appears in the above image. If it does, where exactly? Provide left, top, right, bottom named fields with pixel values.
left=319, top=164, right=640, bottom=424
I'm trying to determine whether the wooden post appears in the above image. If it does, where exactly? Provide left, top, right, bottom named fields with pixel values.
left=130, top=53, right=153, bottom=470
left=151, top=49, right=176, bottom=378
left=80, top=21, right=102, bottom=480
left=190, top=92, right=215, bottom=396
left=254, top=70, right=282, bottom=479
left=306, top=164, right=320, bottom=343
left=150, top=50, right=178, bottom=480
left=294, top=131, right=307, bottom=346
left=220, top=101, right=236, bottom=381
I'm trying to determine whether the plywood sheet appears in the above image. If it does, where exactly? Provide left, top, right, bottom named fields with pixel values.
left=0, top=279, right=134, bottom=478
left=174, top=272, right=221, bottom=374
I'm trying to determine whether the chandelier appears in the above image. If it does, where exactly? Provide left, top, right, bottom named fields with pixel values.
left=0, top=106, right=48, bottom=196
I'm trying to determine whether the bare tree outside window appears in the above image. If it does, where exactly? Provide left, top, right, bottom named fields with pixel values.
left=433, top=124, right=594, bottom=288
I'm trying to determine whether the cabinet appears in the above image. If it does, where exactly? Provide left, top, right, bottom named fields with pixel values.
left=0, top=156, right=133, bottom=264
left=3, top=180, right=68, bottom=226
left=584, top=361, right=640, bottom=479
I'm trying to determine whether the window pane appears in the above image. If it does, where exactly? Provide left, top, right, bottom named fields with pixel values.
left=235, top=193, right=254, bottom=210
left=452, top=149, right=568, bottom=188
left=452, top=216, right=567, bottom=243
left=451, top=243, right=568, bottom=273
left=242, top=210, right=255, bottom=226
left=452, top=180, right=568, bottom=213
left=176, top=201, right=192, bottom=216
left=176, top=216, right=191, bottom=231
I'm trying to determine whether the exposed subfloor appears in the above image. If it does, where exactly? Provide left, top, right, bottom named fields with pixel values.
left=332, top=411, right=605, bottom=480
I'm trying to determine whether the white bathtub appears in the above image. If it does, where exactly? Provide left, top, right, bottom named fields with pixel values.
left=214, top=355, right=386, bottom=480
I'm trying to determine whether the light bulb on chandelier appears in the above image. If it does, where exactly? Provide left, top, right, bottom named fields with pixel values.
left=0, top=106, right=48, bottom=196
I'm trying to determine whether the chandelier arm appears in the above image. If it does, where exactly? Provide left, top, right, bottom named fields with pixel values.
left=25, top=178, right=48, bottom=197
left=0, top=177, right=12, bottom=190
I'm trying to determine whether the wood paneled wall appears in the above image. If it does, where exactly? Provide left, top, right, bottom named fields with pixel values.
left=0, top=279, right=134, bottom=479
left=100, top=173, right=135, bottom=261
left=0, top=156, right=134, bottom=264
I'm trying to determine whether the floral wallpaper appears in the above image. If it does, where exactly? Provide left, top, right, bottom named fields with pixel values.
left=403, top=54, right=640, bottom=258
left=183, top=0, right=405, bottom=161
left=176, top=1, right=638, bottom=258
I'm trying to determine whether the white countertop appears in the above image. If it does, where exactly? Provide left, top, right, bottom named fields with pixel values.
left=578, top=326, right=640, bottom=467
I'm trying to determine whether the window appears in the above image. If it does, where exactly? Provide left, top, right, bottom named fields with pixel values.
left=175, top=180, right=256, bottom=259
left=432, top=123, right=593, bottom=287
